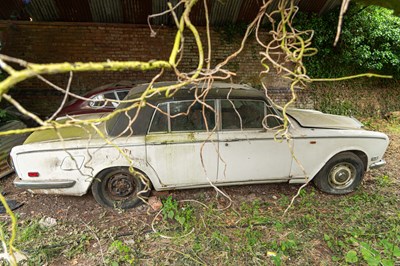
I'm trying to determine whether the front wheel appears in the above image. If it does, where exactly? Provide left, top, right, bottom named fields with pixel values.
left=313, top=152, right=365, bottom=194
left=91, top=167, right=150, bottom=209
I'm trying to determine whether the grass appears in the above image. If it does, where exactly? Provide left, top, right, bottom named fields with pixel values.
left=7, top=119, right=400, bottom=265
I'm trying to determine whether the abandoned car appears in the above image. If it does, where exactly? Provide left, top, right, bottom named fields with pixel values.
left=57, top=80, right=143, bottom=118
left=10, top=82, right=389, bottom=209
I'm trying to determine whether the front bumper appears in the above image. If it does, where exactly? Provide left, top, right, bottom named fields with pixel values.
left=369, top=159, right=386, bottom=170
left=14, top=177, right=76, bottom=189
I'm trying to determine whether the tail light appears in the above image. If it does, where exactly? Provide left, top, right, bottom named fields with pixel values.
left=28, top=172, right=40, bottom=177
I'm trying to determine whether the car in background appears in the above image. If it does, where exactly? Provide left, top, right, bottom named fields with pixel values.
left=0, top=108, right=31, bottom=178
left=57, top=80, right=145, bottom=118
left=10, top=82, right=389, bottom=209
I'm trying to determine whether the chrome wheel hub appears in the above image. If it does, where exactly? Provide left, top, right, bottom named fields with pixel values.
left=328, top=163, right=356, bottom=189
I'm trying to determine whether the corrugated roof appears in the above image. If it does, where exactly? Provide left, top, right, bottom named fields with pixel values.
left=0, top=0, right=341, bottom=24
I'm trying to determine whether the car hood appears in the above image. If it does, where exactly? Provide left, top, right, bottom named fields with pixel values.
left=287, top=109, right=363, bottom=129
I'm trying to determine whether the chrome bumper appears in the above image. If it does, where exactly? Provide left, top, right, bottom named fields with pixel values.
left=369, top=159, right=386, bottom=170
left=14, top=177, right=76, bottom=189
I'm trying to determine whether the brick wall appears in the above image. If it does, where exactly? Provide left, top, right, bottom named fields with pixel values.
left=1, top=21, right=307, bottom=115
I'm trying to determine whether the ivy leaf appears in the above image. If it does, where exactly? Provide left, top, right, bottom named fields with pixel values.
left=345, top=250, right=359, bottom=263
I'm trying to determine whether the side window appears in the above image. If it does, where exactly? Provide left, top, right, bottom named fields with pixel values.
left=221, top=100, right=265, bottom=130
left=149, top=103, right=168, bottom=133
left=170, top=101, right=215, bottom=132
left=148, top=101, right=216, bottom=133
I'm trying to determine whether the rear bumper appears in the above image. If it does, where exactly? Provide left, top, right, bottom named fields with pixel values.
left=14, top=177, right=76, bottom=189
left=369, top=159, right=386, bottom=170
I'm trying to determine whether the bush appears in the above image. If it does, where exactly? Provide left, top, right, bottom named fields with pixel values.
left=294, top=3, right=400, bottom=79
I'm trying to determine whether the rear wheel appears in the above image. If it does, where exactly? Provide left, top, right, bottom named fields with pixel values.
left=313, top=152, right=365, bottom=194
left=91, top=167, right=150, bottom=209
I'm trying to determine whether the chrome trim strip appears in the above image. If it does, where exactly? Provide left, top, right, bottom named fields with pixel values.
left=146, top=135, right=386, bottom=145
left=369, top=159, right=386, bottom=169
left=293, top=136, right=388, bottom=140
left=14, top=178, right=76, bottom=189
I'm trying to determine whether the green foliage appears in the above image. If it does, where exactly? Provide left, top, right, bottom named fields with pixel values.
left=106, top=240, right=136, bottom=265
left=345, top=250, right=358, bottom=263
left=162, top=196, right=194, bottom=231
left=355, top=0, right=400, bottom=14
left=294, top=3, right=400, bottom=79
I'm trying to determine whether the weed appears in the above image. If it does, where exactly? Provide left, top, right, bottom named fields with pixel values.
left=377, top=174, right=392, bottom=187
left=162, top=196, right=194, bottom=231
left=105, top=240, right=136, bottom=265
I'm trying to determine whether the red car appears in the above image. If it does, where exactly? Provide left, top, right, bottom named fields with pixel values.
left=57, top=80, right=144, bottom=117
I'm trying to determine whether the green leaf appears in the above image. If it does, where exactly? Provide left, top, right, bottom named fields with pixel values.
left=176, top=216, right=185, bottom=226
left=345, top=250, right=359, bottom=263
left=381, top=259, right=395, bottom=266
left=360, top=242, right=381, bottom=266
left=381, top=239, right=400, bottom=257
left=324, top=234, right=330, bottom=241
left=167, top=210, right=174, bottom=219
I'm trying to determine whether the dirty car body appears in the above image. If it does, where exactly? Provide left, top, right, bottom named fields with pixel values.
left=10, top=82, right=389, bottom=208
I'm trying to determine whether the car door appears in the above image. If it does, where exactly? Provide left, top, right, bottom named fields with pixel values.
left=217, top=99, right=293, bottom=184
left=145, top=100, right=219, bottom=188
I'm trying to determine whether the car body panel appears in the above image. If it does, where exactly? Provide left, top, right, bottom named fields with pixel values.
left=288, top=125, right=389, bottom=183
left=146, top=132, right=220, bottom=188
left=287, top=109, right=363, bottom=129
left=217, top=130, right=293, bottom=182
left=12, top=136, right=157, bottom=195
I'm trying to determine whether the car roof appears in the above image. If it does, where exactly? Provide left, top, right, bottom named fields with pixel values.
left=125, top=81, right=266, bottom=103
left=106, top=81, right=267, bottom=137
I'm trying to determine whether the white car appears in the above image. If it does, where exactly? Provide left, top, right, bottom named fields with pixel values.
left=10, top=82, right=389, bottom=209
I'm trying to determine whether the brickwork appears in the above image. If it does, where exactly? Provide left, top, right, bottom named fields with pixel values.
left=0, top=21, right=303, bottom=115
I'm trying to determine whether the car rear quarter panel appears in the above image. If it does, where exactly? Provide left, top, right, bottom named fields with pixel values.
left=11, top=137, right=161, bottom=196
left=290, top=127, right=389, bottom=182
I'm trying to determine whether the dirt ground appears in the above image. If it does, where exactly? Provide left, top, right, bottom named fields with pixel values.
left=0, top=123, right=399, bottom=265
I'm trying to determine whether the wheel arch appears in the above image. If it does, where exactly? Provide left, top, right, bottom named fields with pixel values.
left=348, top=150, right=368, bottom=171
left=306, top=148, right=369, bottom=182
left=92, top=166, right=154, bottom=189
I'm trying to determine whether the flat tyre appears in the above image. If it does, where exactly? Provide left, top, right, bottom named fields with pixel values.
left=92, top=167, right=150, bottom=209
left=313, top=152, right=365, bottom=194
